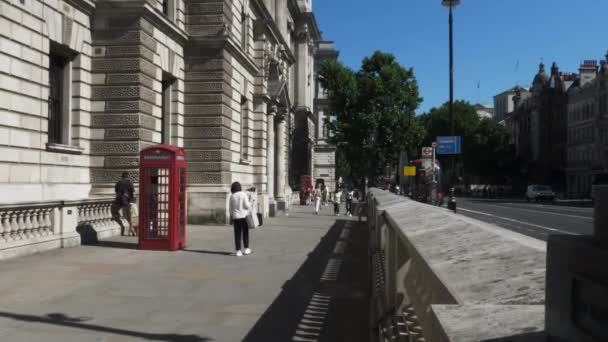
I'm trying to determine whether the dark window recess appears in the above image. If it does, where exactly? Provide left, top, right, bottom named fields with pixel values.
left=48, top=54, right=66, bottom=144
left=162, top=0, right=169, bottom=15
left=241, top=96, right=248, bottom=159
left=161, top=80, right=170, bottom=144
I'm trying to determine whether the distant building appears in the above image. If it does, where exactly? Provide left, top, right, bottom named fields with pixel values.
left=494, top=86, right=530, bottom=122
left=474, top=104, right=494, bottom=119
left=504, top=62, right=574, bottom=192
left=566, top=58, right=608, bottom=198
left=313, top=41, right=339, bottom=191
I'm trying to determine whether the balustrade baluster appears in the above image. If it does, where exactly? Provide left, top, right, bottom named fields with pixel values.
left=9, top=211, right=19, bottom=240
left=23, top=209, right=33, bottom=238
left=94, top=203, right=102, bottom=227
left=100, top=203, right=109, bottom=227
left=7, top=211, right=16, bottom=241
left=30, top=208, right=40, bottom=237
left=37, top=208, right=46, bottom=236
left=86, top=204, right=93, bottom=224
left=15, top=210, right=26, bottom=240
left=76, top=205, right=84, bottom=227
left=81, top=205, right=88, bottom=225
left=43, top=208, right=53, bottom=235
left=0, top=211, right=8, bottom=242
left=88, top=204, right=96, bottom=228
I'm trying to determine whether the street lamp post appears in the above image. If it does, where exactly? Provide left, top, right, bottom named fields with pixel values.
left=442, top=0, right=460, bottom=211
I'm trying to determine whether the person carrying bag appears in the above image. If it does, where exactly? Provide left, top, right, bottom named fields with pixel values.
left=246, top=187, right=260, bottom=229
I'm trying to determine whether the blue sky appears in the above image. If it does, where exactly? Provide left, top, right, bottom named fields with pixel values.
left=314, top=0, right=608, bottom=114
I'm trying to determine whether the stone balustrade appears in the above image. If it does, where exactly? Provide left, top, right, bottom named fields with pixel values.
left=0, top=204, right=56, bottom=242
left=0, top=198, right=126, bottom=260
left=74, top=199, right=130, bottom=243
left=367, top=188, right=546, bottom=342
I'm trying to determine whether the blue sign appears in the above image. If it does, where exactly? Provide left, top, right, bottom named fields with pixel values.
left=436, top=136, right=462, bottom=154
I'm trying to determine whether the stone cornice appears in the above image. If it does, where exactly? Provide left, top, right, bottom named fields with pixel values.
left=65, top=0, right=96, bottom=15
left=95, top=0, right=189, bottom=45
left=288, top=1, right=321, bottom=42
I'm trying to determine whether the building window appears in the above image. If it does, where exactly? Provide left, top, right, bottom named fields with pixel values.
left=47, top=43, right=81, bottom=154
left=240, top=96, right=249, bottom=161
left=240, top=3, right=249, bottom=51
left=162, top=0, right=175, bottom=21
left=48, top=53, right=67, bottom=144
left=161, top=73, right=176, bottom=145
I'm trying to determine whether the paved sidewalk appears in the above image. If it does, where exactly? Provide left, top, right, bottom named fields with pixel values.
left=0, top=204, right=370, bottom=342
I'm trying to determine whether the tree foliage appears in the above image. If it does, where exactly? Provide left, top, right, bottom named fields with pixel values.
left=319, top=51, right=425, bottom=184
left=419, top=101, right=516, bottom=184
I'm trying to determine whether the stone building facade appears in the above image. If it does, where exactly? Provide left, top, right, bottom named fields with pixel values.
left=312, top=40, right=338, bottom=191
left=566, top=58, right=608, bottom=198
left=494, top=87, right=527, bottom=123
left=0, top=0, right=336, bottom=257
left=503, top=62, right=574, bottom=192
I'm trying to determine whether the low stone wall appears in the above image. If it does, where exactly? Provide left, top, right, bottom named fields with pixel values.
left=0, top=198, right=127, bottom=260
left=367, top=189, right=546, bottom=342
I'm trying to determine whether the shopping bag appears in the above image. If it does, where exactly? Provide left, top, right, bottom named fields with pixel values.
left=246, top=213, right=257, bottom=229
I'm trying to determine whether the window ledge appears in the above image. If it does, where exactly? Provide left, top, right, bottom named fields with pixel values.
left=46, top=143, right=84, bottom=155
left=240, top=158, right=252, bottom=165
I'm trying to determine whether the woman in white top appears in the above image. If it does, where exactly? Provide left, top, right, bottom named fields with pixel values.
left=229, top=182, right=251, bottom=257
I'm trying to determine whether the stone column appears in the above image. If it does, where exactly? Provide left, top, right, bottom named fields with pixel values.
left=296, top=25, right=310, bottom=108
left=275, top=116, right=287, bottom=210
left=267, top=106, right=276, bottom=215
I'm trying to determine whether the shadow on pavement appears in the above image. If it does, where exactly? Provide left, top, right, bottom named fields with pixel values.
left=85, top=240, right=139, bottom=250
left=182, top=249, right=233, bottom=256
left=242, top=217, right=370, bottom=342
left=0, top=311, right=213, bottom=342
left=484, top=331, right=547, bottom=342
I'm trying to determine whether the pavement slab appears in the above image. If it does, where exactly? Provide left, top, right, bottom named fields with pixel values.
left=0, top=205, right=370, bottom=342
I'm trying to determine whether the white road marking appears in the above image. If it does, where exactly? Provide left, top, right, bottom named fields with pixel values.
left=457, top=207, right=579, bottom=235
left=474, top=203, right=592, bottom=220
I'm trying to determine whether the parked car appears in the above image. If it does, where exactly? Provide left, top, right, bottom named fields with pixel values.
left=526, top=185, right=555, bottom=202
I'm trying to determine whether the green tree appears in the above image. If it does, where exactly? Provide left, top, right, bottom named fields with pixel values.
left=419, top=101, right=516, bottom=184
left=319, top=51, right=424, bottom=185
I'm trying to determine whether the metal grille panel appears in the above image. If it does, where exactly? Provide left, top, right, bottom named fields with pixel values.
left=143, top=168, right=170, bottom=239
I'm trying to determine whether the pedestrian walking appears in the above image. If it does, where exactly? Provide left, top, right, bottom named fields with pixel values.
left=321, top=184, right=328, bottom=207
left=246, top=187, right=260, bottom=229
left=313, top=185, right=322, bottom=215
left=333, top=189, right=342, bottom=216
left=114, top=172, right=135, bottom=236
left=345, top=188, right=354, bottom=217
left=229, top=182, right=252, bottom=257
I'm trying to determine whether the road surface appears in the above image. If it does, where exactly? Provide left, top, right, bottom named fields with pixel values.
left=455, top=197, right=593, bottom=241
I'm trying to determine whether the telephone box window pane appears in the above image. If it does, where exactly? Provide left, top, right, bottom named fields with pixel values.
left=144, top=167, right=170, bottom=239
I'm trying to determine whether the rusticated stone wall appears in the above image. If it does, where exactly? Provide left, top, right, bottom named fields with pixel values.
left=90, top=10, right=186, bottom=194
left=183, top=48, right=232, bottom=187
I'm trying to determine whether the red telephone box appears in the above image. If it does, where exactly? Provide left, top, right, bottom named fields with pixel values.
left=138, top=144, right=187, bottom=251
